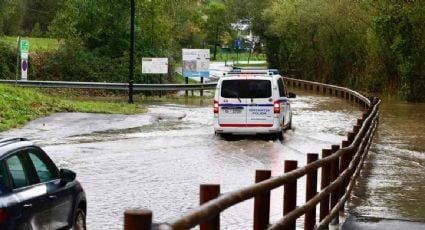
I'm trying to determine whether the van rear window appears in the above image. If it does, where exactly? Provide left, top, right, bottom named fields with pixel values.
left=221, top=80, right=272, bottom=98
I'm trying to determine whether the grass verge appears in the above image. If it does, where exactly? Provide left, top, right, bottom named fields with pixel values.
left=0, top=85, right=146, bottom=131
left=0, top=36, right=59, bottom=52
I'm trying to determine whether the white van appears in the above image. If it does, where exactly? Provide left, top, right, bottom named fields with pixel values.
left=213, top=69, right=296, bottom=140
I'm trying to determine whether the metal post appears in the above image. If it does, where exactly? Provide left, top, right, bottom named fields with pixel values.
left=124, top=209, right=152, bottom=230
left=200, top=184, right=220, bottom=230
left=254, top=170, right=272, bottom=230
left=200, top=77, right=204, bottom=97
left=15, top=36, right=21, bottom=83
left=185, top=77, right=189, bottom=97
left=128, top=0, right=135, bottom=104
left=305, top=154, right=319, bottom=230
left=284, top=160, right=298, bottom=230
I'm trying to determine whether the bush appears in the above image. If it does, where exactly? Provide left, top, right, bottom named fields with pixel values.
left=31, top=42, right=128, bottom=82
left=0, top=40, right=16, bottom=79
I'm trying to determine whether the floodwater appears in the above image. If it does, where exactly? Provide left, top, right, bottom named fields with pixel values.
left=1, top=91, right=363, bottom=229
left=348, top=100, right=425, bottom=221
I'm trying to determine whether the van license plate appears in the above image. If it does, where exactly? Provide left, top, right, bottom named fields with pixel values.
left=224, top=109, right=242, bottom=114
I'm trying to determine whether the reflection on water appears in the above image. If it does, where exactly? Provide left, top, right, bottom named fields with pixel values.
left=349, top=100, right=425, bottom=221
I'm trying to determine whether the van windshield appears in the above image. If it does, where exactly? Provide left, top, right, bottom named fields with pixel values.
left=221, top=79, right=272, bottom=98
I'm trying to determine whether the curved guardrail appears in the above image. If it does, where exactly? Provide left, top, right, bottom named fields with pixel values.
left=0, top=79, right=217, bottom=91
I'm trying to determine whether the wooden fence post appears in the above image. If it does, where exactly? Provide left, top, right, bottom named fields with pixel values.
left=330, top=145, right=340, bottom=225
left=305, top=154, right=319, bottom=230
left=200, top=184, right=221, bottom=230
left=320, top=149, right=332, bottom=225
left=284, top=160, right=298, bottom=230
left=347, top=132, right=355, bottom=144
left=124, top=209, right=152, bottom=230
left=339, top=140, right=351, bottom=214
left=254, top=170, right=272, bottom=230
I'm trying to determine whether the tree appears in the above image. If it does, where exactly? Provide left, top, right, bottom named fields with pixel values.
left=202, top=0, right=232, bottom=60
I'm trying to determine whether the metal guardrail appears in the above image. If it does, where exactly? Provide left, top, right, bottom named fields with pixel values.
left=122, top=77, right=381, bottom=230
left=0, top=80, right=217, bottom=91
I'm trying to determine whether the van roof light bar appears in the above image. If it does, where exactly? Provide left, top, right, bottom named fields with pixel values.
left=228, top=68, right=279, bottom=75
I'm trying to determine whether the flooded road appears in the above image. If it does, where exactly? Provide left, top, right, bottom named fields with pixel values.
left=1, top=92, right=363, bottom=229
left=349, top=101, right=425, bottom=221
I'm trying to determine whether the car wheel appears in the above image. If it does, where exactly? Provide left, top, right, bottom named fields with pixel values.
left=73, top=209, right=86, bottom=230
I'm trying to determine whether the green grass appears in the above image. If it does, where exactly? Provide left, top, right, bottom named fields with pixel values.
left=0, top=36, right=59, bottom=52
left=0, top=85, right=146, bottom=131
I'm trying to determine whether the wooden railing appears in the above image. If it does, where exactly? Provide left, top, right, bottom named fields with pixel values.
left=123, top=77, right=381, bottom=230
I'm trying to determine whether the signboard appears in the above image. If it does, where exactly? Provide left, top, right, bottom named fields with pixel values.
left=21, top=60, right=28, bottom=80
left=20, top=39, right=29, bottom=80
left=142, top=58, right=168, bottom=74
left=234, top=39, right=241, bottom=48
left=182, top=49, right=210, bottom=78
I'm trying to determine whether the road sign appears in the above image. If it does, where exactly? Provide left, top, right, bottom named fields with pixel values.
left=20, top=39, right=29, bottom=80
left=20, top=40, right=29, bottom=52
left=182, top=49, right=210, bottom=78
left=142, top=58, right=168, bottom=74
left=21, top=60, right=28, bottom=80
left=234, top=39, right=241, bottom=48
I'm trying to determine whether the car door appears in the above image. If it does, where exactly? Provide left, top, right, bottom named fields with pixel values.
left=26, top=149, right=73, bottom=229
left=246, top=78, right=274, bottom=127
left=277, top=78, right=290, bottom=126
left=4, top=152, right=50, bottom=230
left=218, top=78, right=248, bottom=127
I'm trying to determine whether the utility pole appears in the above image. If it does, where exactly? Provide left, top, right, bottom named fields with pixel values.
left=128, top=0, right=135, bottom=104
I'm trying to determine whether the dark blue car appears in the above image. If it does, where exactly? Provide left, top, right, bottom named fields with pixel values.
left=0, top=138, right=86, bottom=230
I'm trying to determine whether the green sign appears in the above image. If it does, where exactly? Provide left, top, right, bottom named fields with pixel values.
left=20, top=40, right=29, bottom=53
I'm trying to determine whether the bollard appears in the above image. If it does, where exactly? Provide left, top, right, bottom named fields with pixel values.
left=200, top=184, right=220, bottom=230
left=320, top=149, right=332, bottom=224
left=284, top=160, right=298, bottom=230
left=305, top=154, right=319, bottom=230
left=124, top=209, right=152, bottom=230
left=330, top=145, right=340, bottom=225
left=254, top=170, right=272, bottom=230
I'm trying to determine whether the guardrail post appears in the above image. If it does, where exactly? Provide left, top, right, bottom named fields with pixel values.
left=330, top=145, right=340, bottom=225
left=124, top=209, right=152, bottom=230
left=284, top=160, right=298, bottom=230
left=320, top=149, right=332, bottom=226
left=254, top=170, right=272, bottom=230
left=200, top=184, right=220, bottom=230
left=316, top=86, right=320, bottom=92
left=305, top=154, right=319, bottom=230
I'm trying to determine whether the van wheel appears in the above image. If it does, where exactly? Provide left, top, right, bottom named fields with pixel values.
left=276, top=130, right=284, bottom=141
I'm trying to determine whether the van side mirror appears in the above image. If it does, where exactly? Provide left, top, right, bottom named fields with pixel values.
left=288, top=92, right=296, bottom=98
left=60, top=169, right=76, bottom=184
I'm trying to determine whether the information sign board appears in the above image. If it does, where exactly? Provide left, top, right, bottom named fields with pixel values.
left=182, top=49, right=210, bottom=78
left=142, top=58, right=168, bottom=74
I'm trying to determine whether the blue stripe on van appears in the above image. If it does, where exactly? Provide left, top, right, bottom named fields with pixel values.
left=219, top=104, right=273, bottom=107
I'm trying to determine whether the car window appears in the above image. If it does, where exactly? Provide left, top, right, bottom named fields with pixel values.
left=28, top=152, right=57, bottom=183
left=0, top=161, right=11, bottom=189
left=6, top=155, right=30, bottom=189
left=221, top=80, right=272, bottom=98
left=277, top=78, right=287, bottom=97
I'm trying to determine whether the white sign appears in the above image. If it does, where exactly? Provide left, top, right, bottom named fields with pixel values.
left=182, top=49, right=210, bottom=77
left=142, top=58, right=168, bottom=74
